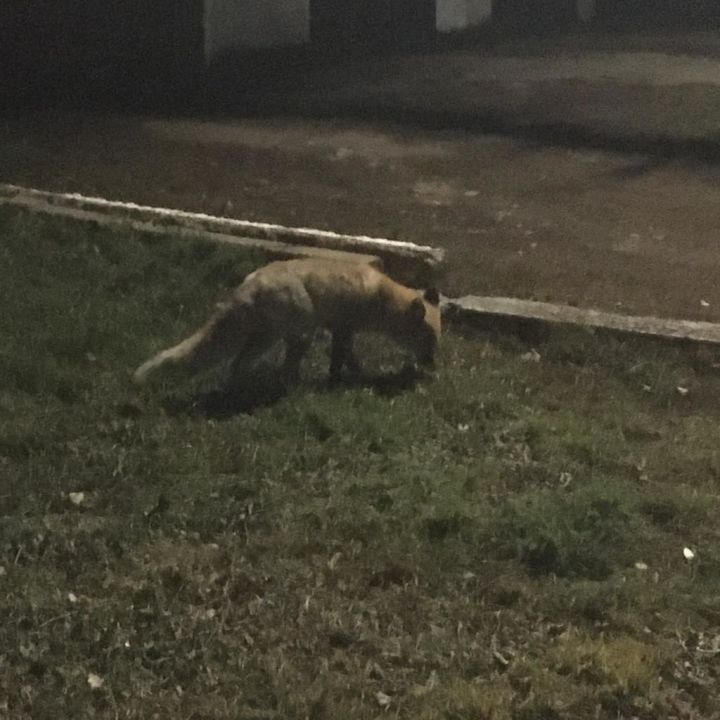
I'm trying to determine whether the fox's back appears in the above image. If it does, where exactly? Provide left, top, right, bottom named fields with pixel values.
left=236, top=259, right=387, bottom=330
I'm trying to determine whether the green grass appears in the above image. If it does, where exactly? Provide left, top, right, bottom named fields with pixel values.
left=2, top=206, right=720, bottom=719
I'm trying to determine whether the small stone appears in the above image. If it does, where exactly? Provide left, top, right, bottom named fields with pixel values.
left=68, top=492, right=85, bottom=506
left=87, top=673, right=104, bottom=690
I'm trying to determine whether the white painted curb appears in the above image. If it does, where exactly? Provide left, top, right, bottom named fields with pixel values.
left=0, top=184, right=443, bottom=284
left=442, top=295, right=720, bottom=346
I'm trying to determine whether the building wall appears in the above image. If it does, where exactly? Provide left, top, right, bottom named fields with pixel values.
left=576, top=0, right=595, bottom=23
left=436, top=0, right=493, bottom=32
left=493, top=0, right=578, bottom=32
left=204, top=0, right=310, bottom=63
left=595, top=0, right=720, bottom=29
left=466, top=0, right=494, bottom=27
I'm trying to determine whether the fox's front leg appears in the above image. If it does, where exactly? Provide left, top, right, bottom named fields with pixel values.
left=329, top=331, right=360, bottom=383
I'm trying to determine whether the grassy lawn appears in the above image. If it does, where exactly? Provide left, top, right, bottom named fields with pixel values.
left=1, top=206, right=720, bottom=719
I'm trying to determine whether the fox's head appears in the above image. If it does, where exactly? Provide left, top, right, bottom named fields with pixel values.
left=399, top=287, right=441, bottom=368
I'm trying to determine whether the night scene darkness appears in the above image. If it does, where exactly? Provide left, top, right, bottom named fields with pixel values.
left=2, top=2, right=720, bottom=718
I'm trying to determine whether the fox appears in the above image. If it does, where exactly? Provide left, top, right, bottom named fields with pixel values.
left=133, top=258, right=441, bottom=386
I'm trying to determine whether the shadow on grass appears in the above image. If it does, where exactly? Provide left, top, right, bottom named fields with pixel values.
left=329, top=363, right=426, bottom=398
left=160, top=364, right=426, bottom=418
left=160, top=365, right=289, bottom=419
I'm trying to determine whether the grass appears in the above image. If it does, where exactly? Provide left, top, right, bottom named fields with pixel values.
left=1, top=205, right=720, bottom=719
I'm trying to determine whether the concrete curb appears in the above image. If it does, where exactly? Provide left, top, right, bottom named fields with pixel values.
left=442, top=295, right=720, bottom=346
left=1, top=194, right=384, bottom=269
left=0, top=184, right=442, bottom=285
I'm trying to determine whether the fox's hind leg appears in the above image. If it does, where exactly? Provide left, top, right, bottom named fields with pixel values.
left=227, top=332, right=308, bottom=385
left=228, top=330, right=276, bottom=378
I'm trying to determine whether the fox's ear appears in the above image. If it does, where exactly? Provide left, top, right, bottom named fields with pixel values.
left=407, top=297, right=427, bottom=323
left=423, top=288, right=440, bottom=306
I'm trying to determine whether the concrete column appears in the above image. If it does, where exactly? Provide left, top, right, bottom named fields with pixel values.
left=577, top=0, right=596, bottom=24
left=466, top=0, right=493, bottom=26
left=437, top=0, right=492, bottom=32
left=436, top=0, right=468, bottom=32
left=204, top=0, right=310, bottom=64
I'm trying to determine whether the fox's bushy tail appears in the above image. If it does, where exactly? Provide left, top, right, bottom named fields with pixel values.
left=133, top=305, right=243, bottom=384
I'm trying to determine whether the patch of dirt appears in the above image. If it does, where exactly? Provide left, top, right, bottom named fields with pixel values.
left=144, top=118, right=452, bottom=161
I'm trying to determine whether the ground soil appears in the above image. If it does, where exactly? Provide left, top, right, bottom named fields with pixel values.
left=4, top=32, right=720, bottom=321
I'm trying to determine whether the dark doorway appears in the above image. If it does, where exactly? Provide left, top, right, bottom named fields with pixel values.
left=311, top=0, right=436, bottom=51
left=494, top=0, right=577, bottom=34
left=3, top=0, right=204, bottom=109
left=84, top=0, right=205, bottom=103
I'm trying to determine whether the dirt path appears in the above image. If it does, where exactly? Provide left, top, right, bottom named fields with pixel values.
left=4, top=37, right=720, bottom=322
